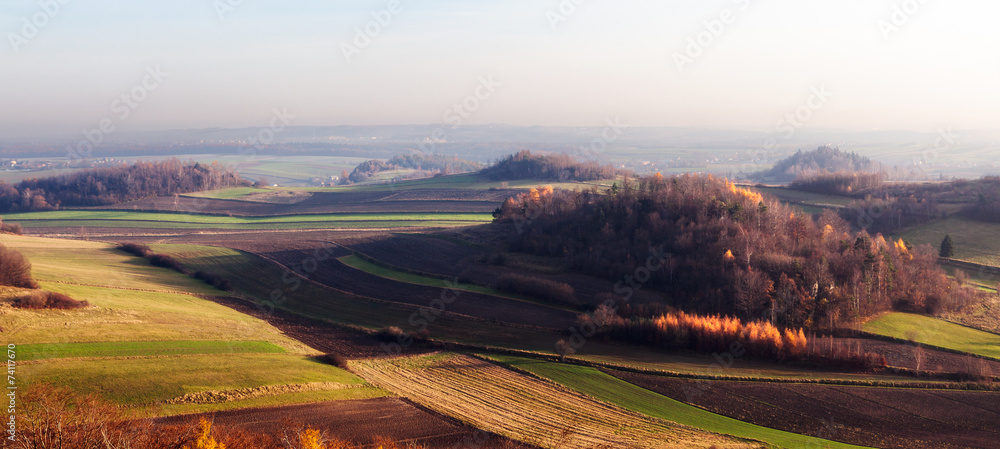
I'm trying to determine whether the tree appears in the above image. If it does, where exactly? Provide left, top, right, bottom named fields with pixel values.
left=939, top=235, right=955, bottom=258
left=555, top=339, right=576, bottom=362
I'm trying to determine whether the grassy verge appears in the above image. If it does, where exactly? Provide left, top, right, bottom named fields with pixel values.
left=488, top=355, right=864, bottom=449
left=863, top=312, right=1000, bottom=359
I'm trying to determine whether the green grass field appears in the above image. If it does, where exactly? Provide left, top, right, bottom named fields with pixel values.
left=20, top=353, right=379, bottom=406
left=899, top=216, right=1000, bottom=267
left=489, top=355, right=863, bottom=449
left=17, top=340, right=286, bottom=361
left=863, top=312, right=1000, bottom=359
left=0, top=234, right=386, bottom=415
left=3, top=210, right=491, bottom=230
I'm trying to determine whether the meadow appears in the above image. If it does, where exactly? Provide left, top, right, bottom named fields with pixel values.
left=0, top=234, right=385, bottom=415
left=899, top=216, right=1000, bottom=267
left=863, top=312, right=1000, bottom=360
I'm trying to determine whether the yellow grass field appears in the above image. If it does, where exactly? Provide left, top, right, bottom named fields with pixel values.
left=349, top=353, right=760, bottom=449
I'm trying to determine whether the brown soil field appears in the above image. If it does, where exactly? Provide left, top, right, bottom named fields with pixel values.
left=155, top=397, right=529, bottom=448
left=350, top=353, right=758, bottom=449
left=611, top=370, right=1000, bottom=449
left=348, top=232, right=666, bottom=306
left=841, top=337, right=1000, bottom=374
left=262, top=245, right=578, bottom=329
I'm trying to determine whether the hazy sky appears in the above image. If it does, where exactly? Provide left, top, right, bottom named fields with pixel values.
left=2, top=0, right=998, bottom=135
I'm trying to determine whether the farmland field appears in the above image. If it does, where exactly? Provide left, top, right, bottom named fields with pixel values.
left=17, top=340, right=286, bottom=361
left=150, top=243, right=566, bottom=350
left=0, top=234, right=397, bottom=416
left=3, top=210, right=492, bottom=230
left=349, top=353, right=754, bottom=449
left=862, top=312, right=1000, bottom=359
left=899, top=216, right=1000, bottom=267
left=612, top=370, right=1000, bottom=449
left=489, top=355, right=859, bottom=448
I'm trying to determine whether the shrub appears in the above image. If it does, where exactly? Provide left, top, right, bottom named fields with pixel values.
left=11, top=290, right=89, bottom=309
left=148, top=253, right=187, bottom=274
left=315, top=353, right=349, bottom=369
left=375, top=326, right=406, bottom=342
left=0, top=244, right=37, bottom=288
left=496, top=273, right=575, bottom=305
left=194, top=271, right=233, bottom=291
left=0, top=221, right=23, bottom=235
left=118, top=242, right=153, bottom=257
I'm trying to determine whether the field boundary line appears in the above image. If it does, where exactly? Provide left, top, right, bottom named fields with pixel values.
left=39, top=279, right=220, bottom=297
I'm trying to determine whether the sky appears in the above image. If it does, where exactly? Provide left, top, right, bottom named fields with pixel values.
left=1, top=0, right=999, bottom=136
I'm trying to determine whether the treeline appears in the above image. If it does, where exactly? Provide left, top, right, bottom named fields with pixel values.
left=789, top=171, right=885, bottom=195
left=840, top=194, right=942, bottom=235
left=0, top=159, right=248, bottom=212
left=961, top=176, right=1000, bottom=222
left=479, top=150, right=626, bottom=182
left=756, top=146, right=884, bottom=183
left=341, top=154, right=483, bottom=184
left=493, top=173, right=982, bottom=329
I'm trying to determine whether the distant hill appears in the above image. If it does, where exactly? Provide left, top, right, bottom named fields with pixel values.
left=479, top=150, right=626, bottom=182
left=756, top=146, right=884, bottom=183
left=342, top=154, right=484, bottom=184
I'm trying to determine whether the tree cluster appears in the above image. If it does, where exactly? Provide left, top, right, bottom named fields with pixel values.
left=962, top=176, right=1000, bottom=222
left=493, top=173, right=979, bottom=329
left=755, top=146, right=883, bottom=183
left=479, top=150, right=626, bottom=182
left=341, top=154, right=483, bottom=184
left=789, top=171, right=885, bottom=195
left=0, top=159, right=248, bottom=212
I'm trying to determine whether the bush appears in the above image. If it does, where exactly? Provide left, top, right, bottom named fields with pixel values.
left=0, top=221, right=23, bottom=235
left=315, top=353, right=349, bottom=369
left=118, top=242, right=153, bottom=257
left=194, top=271, right=233, bottom=291
left=11, top=291, right=89, bottom=309
left=375, top=326, right=406, bottom=342
left=496, top=273, right=575, bottom=305
left=0, top=244, right=37, bottom=288
left=148, top=253, right=187, bottom=274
